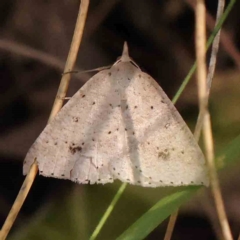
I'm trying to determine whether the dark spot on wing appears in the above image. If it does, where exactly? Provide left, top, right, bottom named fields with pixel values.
left=139, top=74, right=141, bottom=78
left=108, top=72, right=111, bottom=76
left=82, top=95, right=86, bottom=98
left=73, top=117, right=78, bottom=122
left=54, top=142, right=58, bottom=145
left=151, top=106, right=153, bottom=109
left=108, top=131, right=111, bottom=134
left=181, top=150, right=185, bottom=154
left=92, top=102, right=96, bottom=105
left=69, top=146, right=82, bottom=154
left=134, top=106, right=137, bottom=109
left=158, top=151, right=170, bottom=160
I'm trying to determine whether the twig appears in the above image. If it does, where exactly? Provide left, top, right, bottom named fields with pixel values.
left=195, top=1, right=233, bottom=240
left=186, top=0, right=240, bottom=71
left=163, top=210, right=178, bottom=240
left=194, top=0, right=225, bottom=141
left=0, top=1, right=89, bottom=239
left=164, top=1, right=230, bottom=240
left=48, top=0, right=89, bottom=120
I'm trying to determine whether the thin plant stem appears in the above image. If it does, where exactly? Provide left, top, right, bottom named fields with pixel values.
left=164, top=3, right=208, bottom=240
left=0, top=164, right=38, bottom=239
left=89, top=183, right=127, bottom=240
left=195, top=1, right=233, bottom=240
left=172, top=0, right=236, bottom=105
left=194, top=0, right=225, bottom=141
left=48, top=0, right=89, bottom=120
left=0, top=1, right=89, bottom=239
left=186, top=0, right=240, bottom=71
left=164, top=0, right=232, bottom=239
left=163, top=210, right=179, bottom=240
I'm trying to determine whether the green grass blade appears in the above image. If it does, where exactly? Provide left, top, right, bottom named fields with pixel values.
left=116, top=133, right=240, bottom=240
left=116, top=187, right=199, bottom=240
left=89, top=183, right=127, bottom=240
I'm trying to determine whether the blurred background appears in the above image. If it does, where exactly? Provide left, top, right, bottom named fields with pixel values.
left=0, top=0, right=240, bottom=239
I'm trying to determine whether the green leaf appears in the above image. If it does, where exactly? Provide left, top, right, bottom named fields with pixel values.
left=116, top=187, right=199, bottom=240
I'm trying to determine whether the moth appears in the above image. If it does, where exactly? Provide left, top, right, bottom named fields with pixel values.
left=23, top=43, right=209, bottom=187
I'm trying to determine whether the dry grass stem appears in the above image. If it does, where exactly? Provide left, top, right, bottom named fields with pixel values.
left=0, top=1, right=89, bottom=239
left=203, top=113, right=233, bottom=240
left=49, top=0, right=89, bottom=120
left=163, top=210, right=179, bottom=240
left=0, top=163, right=38, bottom=240
left=186, top=0, right=240, bottom=70
left=164, top=1, right=206, bottom=238
left=164, top=1, right=231, bottom=240
left=195, top=1, right=233, bottom=240
left=194, top=0, right=225, bottom=141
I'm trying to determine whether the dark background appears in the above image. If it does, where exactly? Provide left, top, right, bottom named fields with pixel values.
left=0, top=0, right=240, bottom=239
